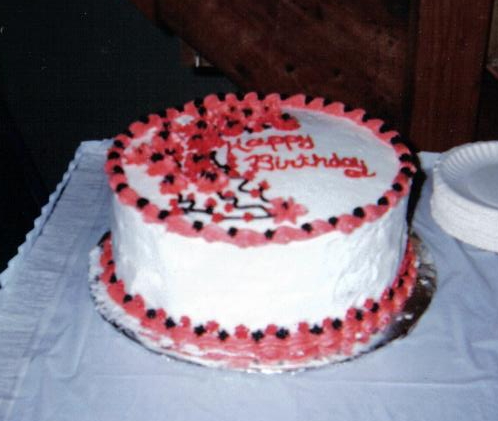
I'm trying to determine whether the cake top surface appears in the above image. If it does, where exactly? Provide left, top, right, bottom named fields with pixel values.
left=106, top=93, right=415, bottom=247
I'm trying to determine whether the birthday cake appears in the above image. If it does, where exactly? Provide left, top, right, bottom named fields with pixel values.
left=91, top=92, right=418, bottom=370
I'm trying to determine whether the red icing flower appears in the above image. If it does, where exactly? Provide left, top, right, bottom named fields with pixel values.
left=212, top=213, right=225, bottom=223
left=258, top=180, right=270, bottom=191
left=243, top=212, right=254, bottom=222
left=268, top=197, right=308, bottom=224
left=160, top=172, right=189, bottom=195
left=204, top=197, right=217, bottom=208
left=196, top=170, right=230, bottom=194
left=124, top=145, right=149, bottom=166
left=146, top=155, right=179, bottom=176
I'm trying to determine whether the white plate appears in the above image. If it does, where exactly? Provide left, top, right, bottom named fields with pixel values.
left=431, top=141, right=498, bottom=252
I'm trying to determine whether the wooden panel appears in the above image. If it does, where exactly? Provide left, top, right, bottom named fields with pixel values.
left=154, top=0, right=412, bottom=128
left=127, top=0, right=158, bottom=23
left=128, top=0, right=495, bottom=151
left=486, top=0, right=498, bottom=76
left=409, top=0, right=494, bottom=151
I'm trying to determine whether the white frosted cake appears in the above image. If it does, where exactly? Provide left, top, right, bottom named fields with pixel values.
left=92, top=93, right=418, bottom=370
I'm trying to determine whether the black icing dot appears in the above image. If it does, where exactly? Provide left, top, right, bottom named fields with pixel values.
left=113, top=165, right=124, bottom=174
left=301, top=223, right=313, bottom=233
left=196, top=120, right=208, bottom=129
left=275, top=328, right=289, bottom=339
left=399, top=153, right=413, bottom=162
left=198, top=105, right=207, bottom=116
left=109, top=274, right=117, bottom=284
left=164, top=174, right=175, bottom=184
left=193, top=221, right=204, bottom=231
left=361, top=113, right=371, bottom=122
left=252, top=330, right=265, bottom=342
left=388, top=288, right=395, bottom=300
left=390, top=135, right=403, bottom=145
left=228, top=227, right=238, bottom=237
left=218, top=330, right=229, bottom=341
left=332, top=319, right=343, bottom=330
left=309, top=325, right=323, bottom=335
left=397, top=278, right=405, bottom=288
left=151, top=153, right=164, bottom=162
left=355, top=310, right=363, bottom=321
left=194, top=325, right=206, bottom=336
left=113, top=140, right=125, bottom=149
left=242, top=108, right=253, bottom=117
left=353, top=207, right=365, bottom=218
left=136, top=198, right=149, bottom=209
left=107, top=151, right=120, bottom=160
left=377, top=196, right=389, bottom=206
left=281, top=112, right=291, bottom=121
left=192, top=154, right=205, bottom=163
left=401, top=167, right=414, bottom=177
left=323, top=98, right=333, bottom=106
left=158, top=210, right=170, bottom=220
left=392, top=183, right=403, bottom=192
left=328, top=216, right=339, bottom=226
left=116, top=183, right=128, bottom=193
left=146, top=309, right=157, bottom=319
left=226, top=119, right=239, bottom=128
left=370, top=302, right=380, bottom=313
left=159, top=130, right=170, bottom=139
left=123, top=294, right=133, bottom=303
left=264, top=229, right=275, bottom=239
left=165, top=317, right=176, bottom=328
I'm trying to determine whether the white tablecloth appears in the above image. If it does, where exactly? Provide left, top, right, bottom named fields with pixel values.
left=1, top=141, right=497, bottom=421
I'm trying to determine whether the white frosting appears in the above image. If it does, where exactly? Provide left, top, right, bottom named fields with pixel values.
left=109, top=105, right=409, bottom=332
left=111, top=196, right=408, bottom=331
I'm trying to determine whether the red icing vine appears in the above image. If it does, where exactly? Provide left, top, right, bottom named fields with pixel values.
left=95, top=233, right=417, bottom=367
left=105, top=93, right=417, bottom=248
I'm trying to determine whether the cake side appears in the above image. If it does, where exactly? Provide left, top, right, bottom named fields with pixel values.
left=91, top=233, right=418, bottom=370
left=110, top=194, right=409, bottom=331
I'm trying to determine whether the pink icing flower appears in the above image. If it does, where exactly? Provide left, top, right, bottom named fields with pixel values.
left=196, top=170, right=230, bottom=194
left=147, top=155, right=179, bottom=176
left=268, top=197, right=308, bottom=224
left=160, top=172, right=189, bottom=195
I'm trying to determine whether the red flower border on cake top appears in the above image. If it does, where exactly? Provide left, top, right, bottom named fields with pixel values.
left=94, top=232, right=417, bottom=367
left=105, top=93, right=417, bottom=248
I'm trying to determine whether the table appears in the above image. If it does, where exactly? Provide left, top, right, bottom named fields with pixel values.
left=1, top=141, right=497, bottom=421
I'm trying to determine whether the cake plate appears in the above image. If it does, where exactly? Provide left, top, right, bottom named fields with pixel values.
left=88, top=233, right=436, bottom=373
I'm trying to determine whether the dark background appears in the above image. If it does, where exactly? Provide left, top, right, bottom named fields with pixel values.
left=0, top=0, right=235, bottom=271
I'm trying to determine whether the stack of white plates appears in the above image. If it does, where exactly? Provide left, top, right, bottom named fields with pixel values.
left=431, top=141, right=498, bottom=253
